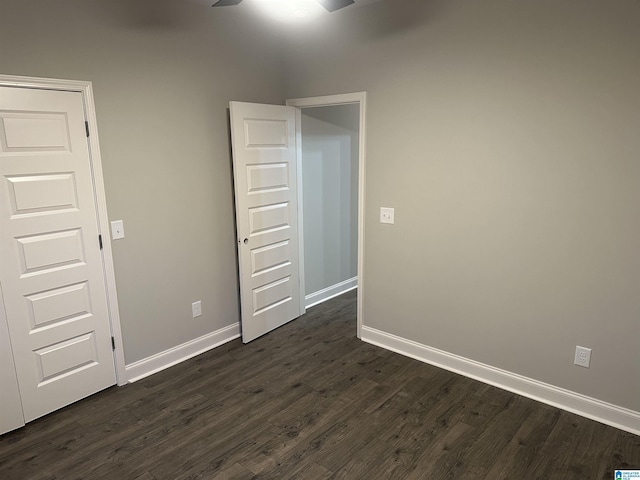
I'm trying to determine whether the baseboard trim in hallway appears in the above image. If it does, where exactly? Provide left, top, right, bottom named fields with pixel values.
left=305, top=277, right=358, bottom=309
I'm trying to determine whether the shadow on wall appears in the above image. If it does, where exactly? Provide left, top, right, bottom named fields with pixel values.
left=94, top=0, right=212, bottom=30
left=343, top=0, right=448, bottom=40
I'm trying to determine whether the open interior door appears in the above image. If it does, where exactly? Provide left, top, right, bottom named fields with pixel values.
left=230, top=102, right=303, bottom=343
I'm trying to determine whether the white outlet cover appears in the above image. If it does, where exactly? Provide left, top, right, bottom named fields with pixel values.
left=574, top=346, right=592, bottom=368
left=380, top=207, right=395, bottom=224
left=111, top=220, right=125, bottom=240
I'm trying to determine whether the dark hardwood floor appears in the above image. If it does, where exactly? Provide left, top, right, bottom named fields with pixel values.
left=1, top=289, right=638, bottom=479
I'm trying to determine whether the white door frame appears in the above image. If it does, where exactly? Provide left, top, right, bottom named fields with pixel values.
left=0, top=74, right=127, bottom=385
left=286, top=92, right=367, bottom=338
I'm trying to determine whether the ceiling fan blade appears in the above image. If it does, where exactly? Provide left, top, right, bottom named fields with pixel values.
left=212, top=0, right=360, bottom=12
left=315, top=0, right=355, bottom=12
left=212, top=0, right=243, bottom=7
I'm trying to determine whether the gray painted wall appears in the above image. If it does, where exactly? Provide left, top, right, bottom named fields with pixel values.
left=301, top=105, right=359, bottom=295
left=283, top=0, right=640, bottom=411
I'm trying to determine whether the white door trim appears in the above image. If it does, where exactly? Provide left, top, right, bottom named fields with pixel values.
left=286, top=92, right=367, bottom=338
left=293, top=107, right=307, bottom=317
left=0, top=74, right=127, bottom=385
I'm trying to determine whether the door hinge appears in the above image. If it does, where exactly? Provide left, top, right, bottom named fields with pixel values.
left=98, top=234, right=103, bottom=250
left=111, top=336, right=116, bottom=350
left=85, top=121, right=90, bottom=137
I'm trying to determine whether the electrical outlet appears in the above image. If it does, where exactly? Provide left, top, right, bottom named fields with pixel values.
left=574, top=346, right=592, bottom=368
left=380, top=207, right=395, bottom=224
left=192, top=301, right=202, bottom=318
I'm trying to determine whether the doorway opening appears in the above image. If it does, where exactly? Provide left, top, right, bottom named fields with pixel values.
left=287, top=93, right=366, bottom=338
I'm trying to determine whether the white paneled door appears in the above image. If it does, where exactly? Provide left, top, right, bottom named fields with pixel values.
left=230, top=102, right=303, bottom=343
left=0, top=85, right=116, bottom=422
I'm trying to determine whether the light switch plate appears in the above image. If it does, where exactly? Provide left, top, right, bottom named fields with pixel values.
left=380, top=207, right=395, bottom=224
left=111, top=220, right=125, bottom=240
left=192, top=301, right=202, bottom=318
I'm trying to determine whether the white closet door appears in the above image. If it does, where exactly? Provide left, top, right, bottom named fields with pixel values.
left=0, top=85, right=116, bottom=423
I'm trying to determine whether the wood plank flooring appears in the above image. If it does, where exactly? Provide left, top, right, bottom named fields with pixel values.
left=1, top=290, right=638, bottom=479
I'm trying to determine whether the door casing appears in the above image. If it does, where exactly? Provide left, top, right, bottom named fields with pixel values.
left=0, top=74, right=126, bottom=386
left=287, top=92, right=367, bottom=338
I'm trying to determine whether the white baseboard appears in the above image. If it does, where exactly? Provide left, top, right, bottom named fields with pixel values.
left=305, top=277, right=357, bottom=309
left=361, top=325, right=640, bottom=436
left=125, top=323, right=241, bottom=383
